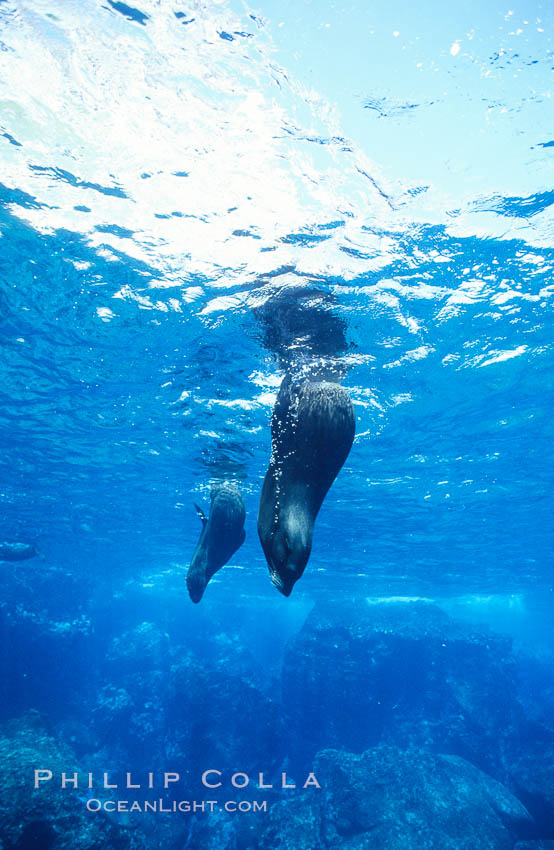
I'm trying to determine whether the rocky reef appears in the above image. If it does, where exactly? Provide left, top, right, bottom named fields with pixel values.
left=0, top=712, right=142, bottom=850
left=258, top=746, right=534, bottom=850
left=4, top=575, right=554, bottom=849
left=282, top=600, right=521, bottom=771
left=281, top=599, right=554, bottom=832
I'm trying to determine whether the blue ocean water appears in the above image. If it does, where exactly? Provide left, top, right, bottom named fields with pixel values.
left=1, top=1, right=554, bottom=848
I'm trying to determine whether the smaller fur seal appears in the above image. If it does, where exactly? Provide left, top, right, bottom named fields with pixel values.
left=258, top=375, right=355, bottom=597
left=186, top=484, right=246, bottom=603
left=0, top=541, right=37, bottom=562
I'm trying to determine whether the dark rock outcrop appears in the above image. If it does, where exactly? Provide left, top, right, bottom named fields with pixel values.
left=166, top=650, right=284, bottom=789
left=282, top=601, right=527, bottom=774
left=515, top=843, right=554, bottom=850
left=86, top=623, right=285, bottom=788
left=0, top=712, right=143, bottom=850
left=0, top=564, right=95, bottom=723
left=0, top=604, right=92, bottom=722
left=258, top=746, right=534, bottom=850
left=281, top=600, right=554, bottom=841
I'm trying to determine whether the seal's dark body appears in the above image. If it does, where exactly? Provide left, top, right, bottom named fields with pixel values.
left=186, top=484, right=246, bottom=603
left=258, top=375, right=355, bottom=596
left=0, top=542, right=37, bottom=562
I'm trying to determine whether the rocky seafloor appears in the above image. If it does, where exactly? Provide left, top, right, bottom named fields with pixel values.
left=2, top=563, right=554, bottom=849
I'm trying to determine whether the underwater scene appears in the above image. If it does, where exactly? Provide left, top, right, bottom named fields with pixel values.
left=1, top=0, right=554, bottom=847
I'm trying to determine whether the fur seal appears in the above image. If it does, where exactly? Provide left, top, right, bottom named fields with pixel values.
left=186, top=484, right=246, bottom=603
left=252, top=284, right=349, bottom=372
left=258, top=374, right=355, bottom=596
left=0, top=541, right=37, bottom=561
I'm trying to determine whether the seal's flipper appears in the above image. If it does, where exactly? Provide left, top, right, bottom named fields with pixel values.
left=194, top=504, right=208, bottom=526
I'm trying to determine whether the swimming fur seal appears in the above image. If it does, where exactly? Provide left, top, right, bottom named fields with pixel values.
left=258, top=375, right=355, bottom=596
left=186, top=484, right=246, bottom=603
left=0, top=541, right=37, bottom=561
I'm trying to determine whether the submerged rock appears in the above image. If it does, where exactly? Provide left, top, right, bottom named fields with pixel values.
left=166, top=651, right=284, bottom=786
left=0, top=604, right=92, bottom=722
left=87, top=625, right=285, bottom=788
left=508, top=747, right=554, bottom=838
left=259, top=746, right=534, bottom=850
left=89, top=623, right=172, bottom=768
left=104, top=621, right=171, bottom=678
left=515, top=843, right=554, bottom=849
left=281, top=600, right=527, bottom=774
left=0, top=712, right=143, bottom=850
left=280, top=599, right=554, bottom=843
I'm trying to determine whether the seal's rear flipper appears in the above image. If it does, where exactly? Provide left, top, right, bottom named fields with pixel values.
left=194, top=503, right=208, bottom=526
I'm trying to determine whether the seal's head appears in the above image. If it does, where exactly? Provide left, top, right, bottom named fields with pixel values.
left=263, top=509, right=312, bottom=597
left=186, top=567, right=206, bottom=604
